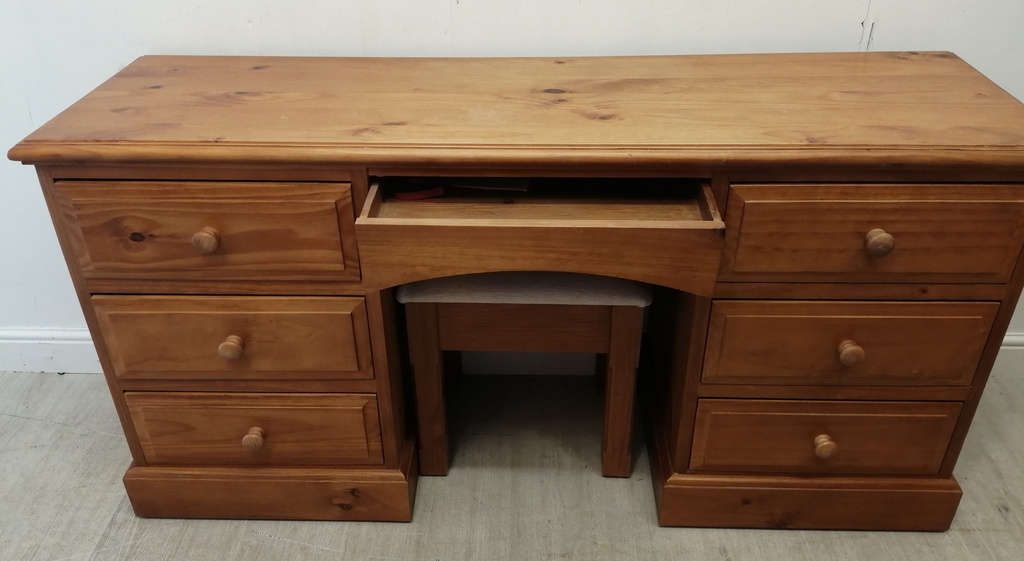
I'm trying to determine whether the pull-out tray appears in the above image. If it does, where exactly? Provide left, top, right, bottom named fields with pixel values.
left=355, top=178, right=725, bottom=294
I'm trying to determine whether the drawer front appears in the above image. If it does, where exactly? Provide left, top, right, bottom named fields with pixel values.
left=94, top=296, right=373, bottom=381
left=721, top=184, right=1024, bottom=282
left=126, top=392, right=384, bottom=466
left=690, top=400, right=961, bottom=475
left=356, top=179, right=725, bottom=295
left=124, top=466, right=414, bottom=521
left=55, top=181, right=359, bottom=280
left=703, top=301, right=998, bottom=386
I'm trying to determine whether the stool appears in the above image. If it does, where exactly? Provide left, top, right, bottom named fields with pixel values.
left=398, top=272, right=652, bottom=478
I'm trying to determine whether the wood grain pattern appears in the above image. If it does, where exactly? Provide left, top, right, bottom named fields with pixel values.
left=405, top=303, right=451, bottom=476
left=647, top=405, right=963, bottom=531
left=690, top=399, right=961, bottom=475
left=22, top=371, right=1024, bottom=550
left=363, top=289, right=411, bottom=470
left=41, top=163, right=355, bottom=182
left=357, top=183, right=724, bottom=293
left=712, top=281, right=1009, bottom=301
left=54, top=180, right=358, bottom=281
left=113, top=377, right=379, bottom=394
left=601, top=306, right=644, bottom=477
left=657, top=473, right=963, bottom=531
left=78, top=277, right=367, bottom=296
left=695, top=383, right=971, bottom=402
left=670, top=295, right=714, bottom=471
left=125, top=392, right=384, bottom=466
left=702, top=301, right=998, bottom=386
left=374, top=183, right=706, bottom=222
left=10, top=53, right=1024, bottom=529
left=939, top=214, right=1024, bottom=476
left=93, top=296, right=373, bottom=381
left=357, top=223, right=725, bottom=293
left=122, top=439, right=417, bottom=521
left=10, top=52, right=1024, bottom=168
left=721, top=184, right=1024, bottom=283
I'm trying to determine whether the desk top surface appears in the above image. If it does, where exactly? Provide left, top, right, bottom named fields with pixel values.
left=9, top=52, right=1024, bottom=167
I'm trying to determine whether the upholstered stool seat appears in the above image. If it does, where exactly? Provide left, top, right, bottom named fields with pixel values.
left=398, top=272, right=652, bottom=477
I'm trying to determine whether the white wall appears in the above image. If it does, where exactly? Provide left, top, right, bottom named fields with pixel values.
left=2, top=0, right=1023, bottom=372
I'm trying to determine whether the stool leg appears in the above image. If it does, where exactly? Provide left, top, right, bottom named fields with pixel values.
left=405, top=302, right=451, bottom=476
left=602, top=306, right=644, bottom=477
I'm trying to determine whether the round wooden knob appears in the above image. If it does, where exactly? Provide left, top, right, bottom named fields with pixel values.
left=837, top=339, right=865, bottom=367
left=864, top=228, right=895, bottom=257
left=242, top=427, right=266, bottom=452
left=191, top=226, right=220, bottom=255
left=814, top=434, right=838, bottom=460
left=218, top=335, right=245, bottom=360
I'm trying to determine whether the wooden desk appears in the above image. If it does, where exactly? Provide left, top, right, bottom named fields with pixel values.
left=10, top=52, right=1024, bottom=530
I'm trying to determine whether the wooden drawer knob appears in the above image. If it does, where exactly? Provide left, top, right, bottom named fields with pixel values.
left=218, top=335, right=245, bottom=360
left=837, top=339, right=865, bottom=367
left=191, top=226, right=220, bottom=255
left=864, top=228, right=895, bottom=257
left=814, top=434, right=838, bottom=460
left=242, top=427, right=266, bottom=452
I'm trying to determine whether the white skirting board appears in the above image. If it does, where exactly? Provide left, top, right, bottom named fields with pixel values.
left=1002, top=332, right=1024, bottom=349
left=0, top=328, right=101, bottom=374
left=1, top=328, right=1023, bottom=375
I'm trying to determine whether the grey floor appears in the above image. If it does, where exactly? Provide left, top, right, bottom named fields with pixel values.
left=2, top=354, right=1023, bottom=561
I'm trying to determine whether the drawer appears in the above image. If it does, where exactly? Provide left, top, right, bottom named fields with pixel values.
left=125, top=392, right=383, bottom=466
left=703, top=301, right=998, bottom=386
left=94, top=296, right=373, bottom=381
left=54, top=180, right=359, bottom=281
left=123, top=465, right=415, bottom=521
left=690, top=400, right=961, bottom=475
left=355, top=178, right=725, bottom=295
left=721, top=184, right=1024, bottom=282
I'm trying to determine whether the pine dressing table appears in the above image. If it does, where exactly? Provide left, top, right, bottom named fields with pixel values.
left=9, top=52, right=1024, bottom=530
